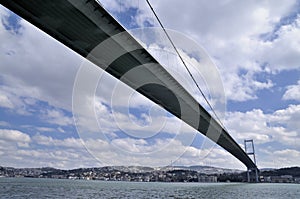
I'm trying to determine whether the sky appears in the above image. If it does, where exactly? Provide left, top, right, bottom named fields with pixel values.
left=0, top=0, right=300, bottom=170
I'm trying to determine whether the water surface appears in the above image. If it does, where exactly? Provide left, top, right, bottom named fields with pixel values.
left=1, top=178, right=299, bottom=198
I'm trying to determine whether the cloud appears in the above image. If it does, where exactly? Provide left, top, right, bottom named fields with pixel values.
left=74, top=85, right=196, bottom=137
left=225, top=107, right=300, bottom=169
left=283, top=80, right=300, bottom=101
left=9, top=148, right=99, bottom=169
left=225, top=105, right=300, bottom=168
left=257, top=147, right=300, bottom=168
left=79, top=136, right=244, bottom=168
left=274, top=149, right=300, bottom=158
left=33, top=135, right=84, bottom=149
left=40, top=109, right=73, bottom=126
left=272, top=104, right=300, bottom=132
left=35, top=127, right=56, bottom=133
left=0, top=90, right=14, bottom=109
left=223, top=73, right=274, bottom=101
left=0, top=128, right=242, bottom=169
left=0, top=129, right=31, bottom=148
left=0, top=132, right=99, bottom=169
left=0, top=85, right=34, bottom=115
left=226, top=105, right=300, bottom=146
left=0, top=121, right=10, bottom=127
left=0, top=129, right=30, bottom=143
left=226, top=109, right=272, bottom=144
left=0, top=7, right=83, bottom=112
left=2, top=103, right=299, bottom=169
left=262, top=15, right=300, bottom=71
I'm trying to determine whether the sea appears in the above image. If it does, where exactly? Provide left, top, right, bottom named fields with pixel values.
left=0, top=178, right=299, bottom=199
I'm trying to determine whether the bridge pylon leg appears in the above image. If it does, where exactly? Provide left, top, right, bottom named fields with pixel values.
left=247, top=169, right=250, bottom=183
left=247, top=168, right=259, bottom=183
left=255, top=168, right=258, bottom=183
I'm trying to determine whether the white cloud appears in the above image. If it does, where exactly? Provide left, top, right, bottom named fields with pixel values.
left=262, top=16, right=300, bottom=71
left=283, top=80, right=300, bottom=101
left=225, top=105, right=300, bottom=168
left=272, top=104, right=300, bottom=132
left=40, top=109, right=73, bottom=126
left=226, top=109, right=272, bottom=144
left=2, top=103, right=299, bottom=169
left=33, top=135, right=84, bottom=149
left=274, top=149, right=300, bottom=157
left=0, top=129, right=31, bottom=148
left=10, top=148, right=99, bottom=169
left=0, top=91, right=14, bottom=109
left=0, top=7, right=83, bottom=112
left=254, top=147, right=300, bottom=168
left=0, top=121, right=10, bottom=127
left=226, top=105, right=300, bottom=146
left=74, top=86, right=196, bottom=137
left=35, top=127, right=56, bottom=132
left=0, top=132, right=99, bottom=169
left=0, top=129, right=30, bottom=143
left=0, top=85, right=35, bottom=115
left=0, top=128, right=242, bottom=169
left=81, top=136, right=244, bottom=169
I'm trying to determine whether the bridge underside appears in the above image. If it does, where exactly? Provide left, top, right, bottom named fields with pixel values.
left=0, top=0, right=257, bottom=170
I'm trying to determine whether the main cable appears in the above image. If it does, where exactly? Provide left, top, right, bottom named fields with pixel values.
left=145, top=0, right=226, bottom=129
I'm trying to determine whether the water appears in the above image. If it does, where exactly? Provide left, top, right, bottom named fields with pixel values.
left=0, top=178, right=299, bottom=199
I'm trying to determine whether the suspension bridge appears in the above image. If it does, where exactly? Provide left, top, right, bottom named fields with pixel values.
left=0, top=0, right=259, bottom=181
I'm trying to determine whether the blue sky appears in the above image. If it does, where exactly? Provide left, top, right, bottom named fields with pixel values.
left=0, top=0, right=300, bottom=169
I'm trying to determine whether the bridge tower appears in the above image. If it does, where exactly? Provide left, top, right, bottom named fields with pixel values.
left=244, top=139, right=259, bottom=182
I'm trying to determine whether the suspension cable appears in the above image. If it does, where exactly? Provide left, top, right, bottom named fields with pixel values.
left=145, top=0, right=226, bottom=128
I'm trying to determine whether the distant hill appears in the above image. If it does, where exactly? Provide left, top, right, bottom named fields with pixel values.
left=0, top=165, right=242, bottom=175
left=1, top=165, right=299, bottom=177
left=171, top=165, right=243, bottom=174
left=260, top=167, right=300, bottom=177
